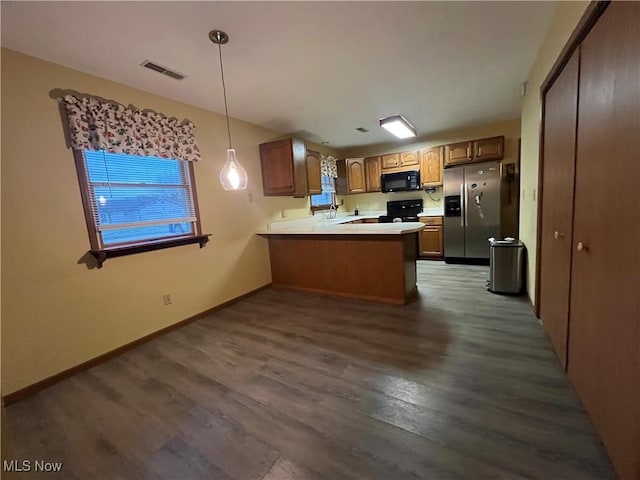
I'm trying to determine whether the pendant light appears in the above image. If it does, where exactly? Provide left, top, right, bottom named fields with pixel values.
left=209, top=29, right=248, bottom=191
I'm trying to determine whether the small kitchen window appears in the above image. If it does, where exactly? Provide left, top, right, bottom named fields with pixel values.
left=311, top=154, right=339, bottom=212
left=311, top=174, right=336, bottom=209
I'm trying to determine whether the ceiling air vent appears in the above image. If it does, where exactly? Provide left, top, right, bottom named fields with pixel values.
left=356, top=127, right=370, bottom=133
left=140, top=60, right=186, bottom=80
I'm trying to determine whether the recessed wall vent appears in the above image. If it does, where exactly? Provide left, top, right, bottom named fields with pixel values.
left=356, top=127, right=370, bottom=133
left=140, top=60, right=186, bottom=80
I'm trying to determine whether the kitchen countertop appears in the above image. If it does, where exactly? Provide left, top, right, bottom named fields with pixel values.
left=256, top=221, right=424, bottom=236
left=258, top=208, right=442, bottom=235
left=258, top=211, right=423, bottom=235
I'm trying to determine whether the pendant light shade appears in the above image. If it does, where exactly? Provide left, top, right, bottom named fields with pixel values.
left=210, top=29, right=248, bottom=191
left=220, top=148, right=248, bottom=191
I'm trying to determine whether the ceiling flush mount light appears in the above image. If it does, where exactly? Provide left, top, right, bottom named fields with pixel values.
left=210, top=29, right=248, bottom=191
left=379, top=115, right=417, bottom=139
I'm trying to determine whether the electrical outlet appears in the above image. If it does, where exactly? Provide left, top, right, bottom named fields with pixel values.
left=162, top=294, right=172, bottom=305
left=247, top=192, right=253, bottom=203
left=281, top=209, right=287, bottom=218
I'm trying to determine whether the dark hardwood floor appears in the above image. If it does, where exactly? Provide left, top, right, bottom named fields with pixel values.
left=3, top=262, right=615, bottom=479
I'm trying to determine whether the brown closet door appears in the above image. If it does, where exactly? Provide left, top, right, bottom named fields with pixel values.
left=538, top=50, right=579, bottom=368
left=568, top=2, right=640, bottom=479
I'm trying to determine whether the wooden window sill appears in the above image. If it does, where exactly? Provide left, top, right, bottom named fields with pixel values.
left=89, top=234, right=211, bottom=268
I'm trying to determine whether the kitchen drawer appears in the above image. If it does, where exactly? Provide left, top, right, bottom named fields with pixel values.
left=420, top=216, right=443, bottom=226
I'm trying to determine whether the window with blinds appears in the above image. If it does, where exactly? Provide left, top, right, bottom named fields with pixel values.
left=310, top=174, right=336, bottom=207
left=77, top=150, right=201, bottom=249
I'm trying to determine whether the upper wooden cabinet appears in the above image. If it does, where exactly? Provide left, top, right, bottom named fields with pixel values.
left=382, top=151, right=419, bottom=170
left=306, top=149, right=322, bottom=195
left=444, top=136, right=504, bottom=167
left=381, top=153, right=400, bottom=169
left=419, top=146, right=444, bottom=186
left=365, top=156, right=382, bottom=192
left=444, top=141, right=472, bottom=167
left=345, top=158, right=366, bottom=194
left=400, top=151, right=419, bottom=167
left=473, top=136, right=504, bottom=162
left=260, top=138, right=308, bottom=197
left=335, top=159, right=349, bottom=196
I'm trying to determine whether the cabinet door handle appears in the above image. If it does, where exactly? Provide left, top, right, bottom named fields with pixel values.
left=576, top=241, right=588, bottom=252
left=553, top=231, right=565, bottom=239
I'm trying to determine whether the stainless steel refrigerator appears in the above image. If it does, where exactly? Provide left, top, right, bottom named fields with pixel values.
left=443, top=161, right=502, bottom=262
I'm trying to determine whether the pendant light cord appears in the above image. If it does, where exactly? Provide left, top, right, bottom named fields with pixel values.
left=217, top=44, right=233, bottom=149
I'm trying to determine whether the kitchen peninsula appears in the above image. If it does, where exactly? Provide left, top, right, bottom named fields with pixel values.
left=257, top=217, right=424, bottom=304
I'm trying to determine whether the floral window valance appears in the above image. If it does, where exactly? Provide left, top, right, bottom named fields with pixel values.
left=59, top=94, right=201, bottom=162
left=320, top=154, right=338, bottom=178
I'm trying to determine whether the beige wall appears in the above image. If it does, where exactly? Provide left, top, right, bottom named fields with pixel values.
left=338, top=119, right=521, bottom=227
left=0, top=49, right=338, bottom=395
left=519, top=1, right=588, bottom=304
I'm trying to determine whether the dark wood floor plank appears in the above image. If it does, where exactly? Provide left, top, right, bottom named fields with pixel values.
left=255, top=355, right=610, bottom=480
left=196, top=309, right=582, bottom=412
left=261, top=456, right=320, bottom=480
left=105, top=353, right=281, bottom=480
left=145, top=436, right=231, bottom=480
left=4, top=262, right=616, bottom=479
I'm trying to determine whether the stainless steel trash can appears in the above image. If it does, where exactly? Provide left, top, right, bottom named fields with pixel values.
left=488, top=239, right=525, bottom=294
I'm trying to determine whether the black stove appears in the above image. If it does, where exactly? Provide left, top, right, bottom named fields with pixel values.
left=378, top=199, right=423, bottom=223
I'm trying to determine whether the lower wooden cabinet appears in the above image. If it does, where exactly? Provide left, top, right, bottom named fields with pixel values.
left=419, top=217, right=443, bottom=258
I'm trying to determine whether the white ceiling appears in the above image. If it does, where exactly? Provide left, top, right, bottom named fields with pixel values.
left=1, top=1, right=555, bottom=148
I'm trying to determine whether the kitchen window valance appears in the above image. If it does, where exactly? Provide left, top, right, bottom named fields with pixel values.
left=320, top=154, right=338, bottom=178
left=59, top=94, right=201, bottom=162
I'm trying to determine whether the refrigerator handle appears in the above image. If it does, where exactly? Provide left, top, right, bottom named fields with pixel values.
left=460, top=183, right=464, bottom=227
left=464, top=182, right=469, bottom=227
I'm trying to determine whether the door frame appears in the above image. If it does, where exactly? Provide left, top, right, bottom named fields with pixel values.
left=533, top=1, right=610, bottom=316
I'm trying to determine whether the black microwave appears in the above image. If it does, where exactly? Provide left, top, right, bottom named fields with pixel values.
left=381, top=170, right=421, bottom=193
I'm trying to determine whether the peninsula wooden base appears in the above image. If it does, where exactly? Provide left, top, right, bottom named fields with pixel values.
left=265, top=233, right=418, bottom=305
